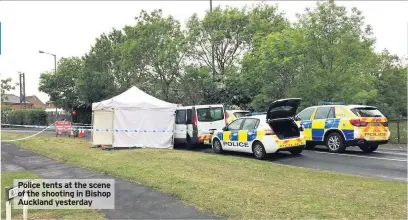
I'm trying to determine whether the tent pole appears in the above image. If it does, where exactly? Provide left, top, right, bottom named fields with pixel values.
left=112, top=109, right=115, bottom=148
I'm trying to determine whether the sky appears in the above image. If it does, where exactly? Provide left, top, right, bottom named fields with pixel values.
left=0, top=1, right=407, bottom=103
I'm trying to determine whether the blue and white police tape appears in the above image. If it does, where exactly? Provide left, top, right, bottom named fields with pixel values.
left=1, top=124, right=92, bottom=129
left=1, top=124, right=216, bottom=133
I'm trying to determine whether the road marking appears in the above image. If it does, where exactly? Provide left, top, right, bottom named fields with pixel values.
left=314, top=151, right=407, bottom=162
left=376, top=151, right=408, bottom=156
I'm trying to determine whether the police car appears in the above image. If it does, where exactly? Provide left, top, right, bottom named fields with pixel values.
left=211, top=98, right=306, bottom=160
left=295, top=103, right=391, bottom=153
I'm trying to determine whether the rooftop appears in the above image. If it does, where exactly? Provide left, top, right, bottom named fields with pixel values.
left=1, top=94, right=32, bottom=104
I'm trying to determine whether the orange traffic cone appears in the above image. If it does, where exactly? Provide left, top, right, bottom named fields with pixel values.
left=78, top=129, right=85, bottom=138
left=70, top=129, right=75, bottom=137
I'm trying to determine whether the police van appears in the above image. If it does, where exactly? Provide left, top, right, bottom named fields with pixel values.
left=211, top=98, right=306, bottom=160
left=174, top=104, right=226, bottom=148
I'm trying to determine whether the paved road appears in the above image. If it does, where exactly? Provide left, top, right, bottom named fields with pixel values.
left=180, top=145, right=407, bottom=182
left=3, top=128, right=407, bottom=182
left=1, top=142, right=222, bottom=219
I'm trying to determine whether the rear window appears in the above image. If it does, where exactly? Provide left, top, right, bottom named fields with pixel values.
left=351, top=107, right=384, bottom=117
left=197, top=107, right=224, bottom=122
left=233, top=112, right=249, bottom=118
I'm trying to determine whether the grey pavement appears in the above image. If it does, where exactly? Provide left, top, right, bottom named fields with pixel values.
left=1, top=142, right=222, bottom=220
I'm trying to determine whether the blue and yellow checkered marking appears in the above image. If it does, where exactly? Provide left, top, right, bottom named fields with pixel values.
left=216, top=129, right=261, bottom=142
left=301, top=118, right=355, bottom=141
left=342, top=130, right=354, bottom=140
left=247, top=129, right=257, bottom=141
left=300, top=120, right=312, bottom=128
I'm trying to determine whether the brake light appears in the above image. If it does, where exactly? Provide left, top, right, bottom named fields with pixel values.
left=224, top=112, right=229, bottom=125
left=350, top=119, right=367, bottom=127
left=265, top=128, right=275, bottom=135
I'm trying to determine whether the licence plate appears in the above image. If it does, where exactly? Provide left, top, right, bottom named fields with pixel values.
left=280, top=143, right=300, bottom=148
left=204, top=139, right=210, bottom=145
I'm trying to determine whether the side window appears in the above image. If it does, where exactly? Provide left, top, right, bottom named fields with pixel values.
left=186, top=109, right=192, bottom=124
left=327, top=107, right=335, bottom=118
left=197, top=107, right=224, bottom=121
left=297, top=108, right=315, bottom=121
left=227, top=119, right=243, bottom=130
left=175, top=110, right=186, bottom=124
left=314, top=107, right=332, bottom=120
left=335, top=107, right=345, bottom=118
left=242, top=119, right=259, bottom=130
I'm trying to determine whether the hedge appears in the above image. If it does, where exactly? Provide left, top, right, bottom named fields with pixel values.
left=2, top=109, right=48, bottom=126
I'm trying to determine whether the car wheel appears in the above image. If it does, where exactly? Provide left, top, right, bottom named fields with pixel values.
left=304, top=142, right=315, bottom=150
left=252, top=141, right=267, bottom=160
left=325, top=132, right=346, bottom=153
left=289, top=147, right=303, bottom=155
left=359, top=144, right=378, bottom=153
left=212, top=139, right=223, bottom=154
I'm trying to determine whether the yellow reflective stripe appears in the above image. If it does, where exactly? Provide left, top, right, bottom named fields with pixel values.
left=312, top=120, right=325, bottom=129
left=256, top=130, right=266, bottom=140
left=223, top=131, right=231, bottom=141
left=238, top=130, right=247, bottom=142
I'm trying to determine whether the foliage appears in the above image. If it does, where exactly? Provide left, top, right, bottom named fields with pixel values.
left=0, top=76, right=18, bottom=102
left=6, top=109, right=48, bottom=125
left=37, top=0, right=407, bottom=123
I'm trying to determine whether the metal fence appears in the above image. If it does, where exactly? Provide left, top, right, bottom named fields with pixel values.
left=388, top=119, right=407, bottom=144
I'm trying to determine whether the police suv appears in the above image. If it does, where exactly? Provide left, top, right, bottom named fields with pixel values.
left=295, top=103, right=391, bottom=153
left=211, top=98, right=306, bottom=160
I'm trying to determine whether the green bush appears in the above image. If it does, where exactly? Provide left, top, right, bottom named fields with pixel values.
left=7, top=109, right=48, bottom=125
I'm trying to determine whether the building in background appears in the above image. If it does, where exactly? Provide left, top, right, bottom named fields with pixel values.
left=26, top=95, right=46, bottom=109
left=45, top=101, right=66, bottom=115
left=1, top=94, right=33, bottom=110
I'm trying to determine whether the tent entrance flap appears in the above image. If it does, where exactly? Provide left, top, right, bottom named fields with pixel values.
left=92, top=110, right=114, bottom=145
left=112, top=109, right=175, bottom=149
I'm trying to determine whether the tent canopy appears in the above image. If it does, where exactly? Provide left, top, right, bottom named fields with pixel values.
left=91, top=86, right=179, bottom=149
left=92, top=86, right=178, bottom=110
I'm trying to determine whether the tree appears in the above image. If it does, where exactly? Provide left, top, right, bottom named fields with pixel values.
left=241, top=27, right=307, bottom=110
left=372, top=51, right=407, bottom=118
left=289, top=0, right=378, bottom=107
left=122, top=10, right=188, bottom=100
left=187, top=6, right=249, bottom=78
left=0, top=76, right=17, bottom=102
left=38, top=57, right=83, bottom=111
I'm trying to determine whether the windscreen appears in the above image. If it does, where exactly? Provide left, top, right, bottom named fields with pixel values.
left=350, top=107, right=385, bottom=117
left=197, top=107, right=224, bottom=122
left=233, top=112, right=249, bottom=118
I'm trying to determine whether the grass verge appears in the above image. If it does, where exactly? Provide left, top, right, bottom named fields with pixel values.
left=1, top=171, right=105, bottom=220
left=2, top=133, right=407, bottom=219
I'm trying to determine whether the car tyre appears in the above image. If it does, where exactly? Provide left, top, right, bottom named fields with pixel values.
left=252, top=141, right=267, bottom=160
left=212, top=139, right=223, bottom=154
left=289, top=147, right=303, bottom=155
left=325, top=132, right=346, bottom=153
left=359, top=144, right=378, bottom=153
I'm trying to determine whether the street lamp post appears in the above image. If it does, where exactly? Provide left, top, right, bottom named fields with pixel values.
left=39, top=50, right=58, bottom=120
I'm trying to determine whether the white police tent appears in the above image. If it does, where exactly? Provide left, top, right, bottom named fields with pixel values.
left=92, top=86, right=179, bottom=149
